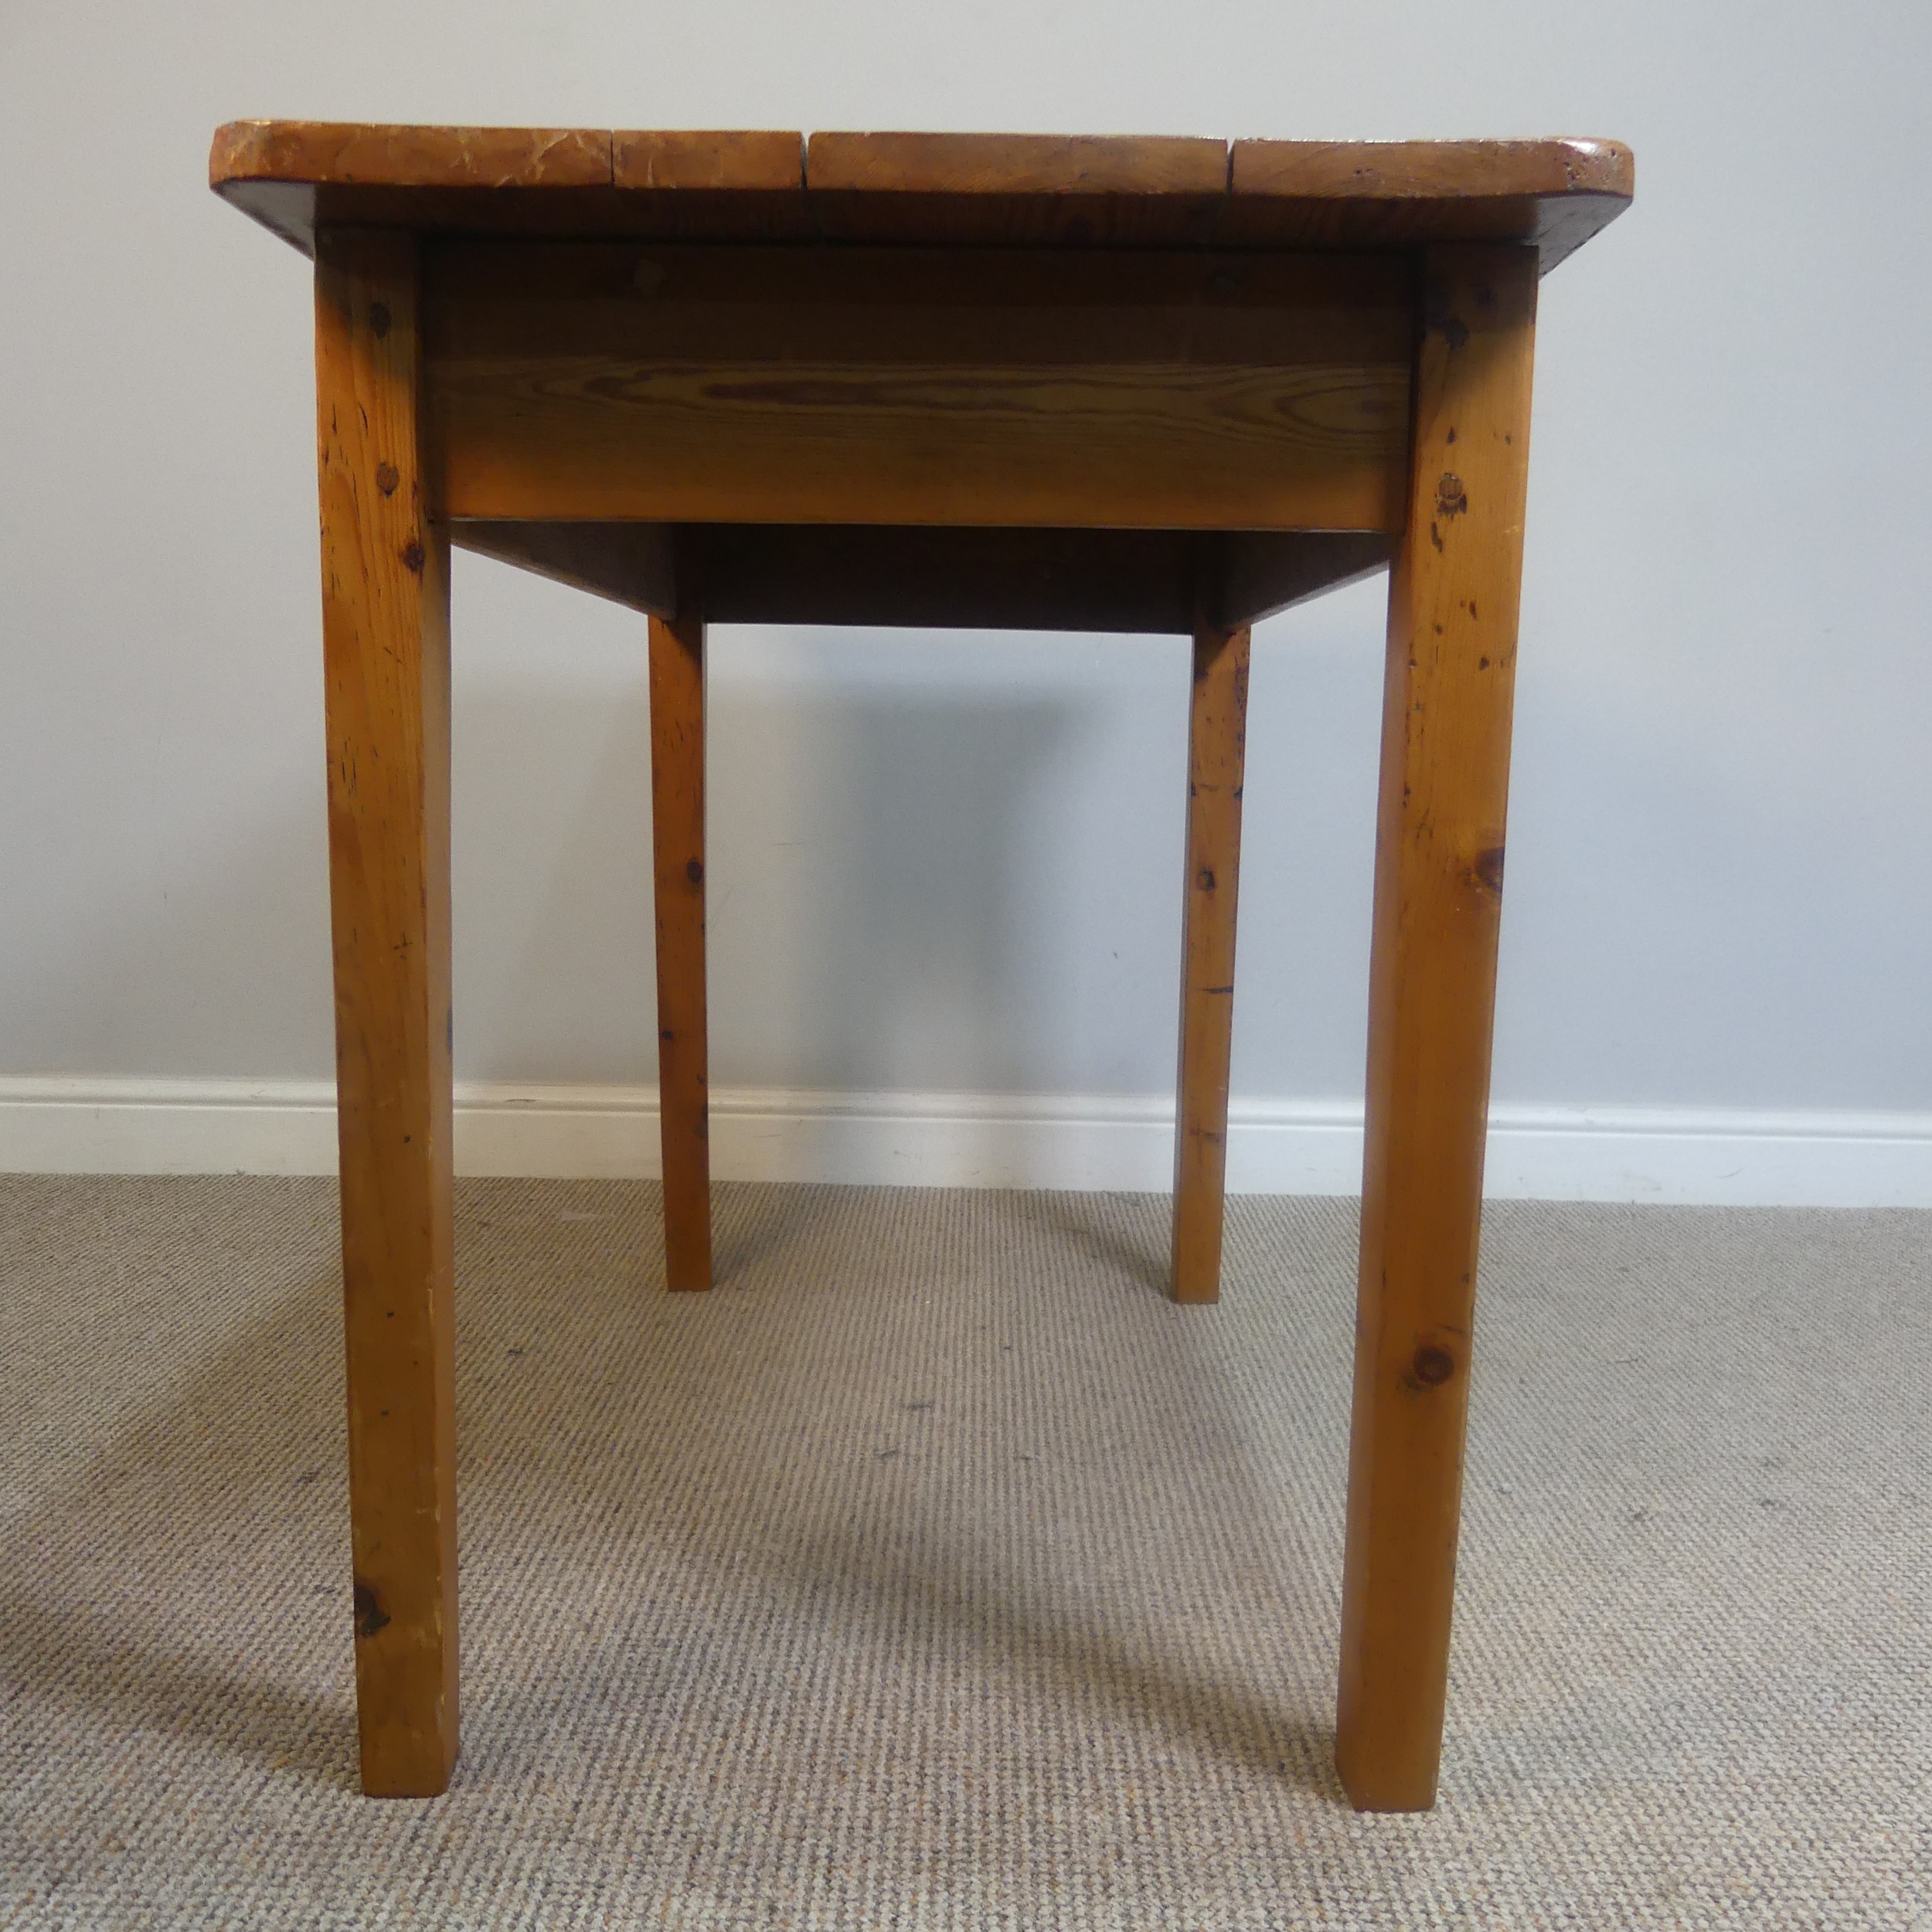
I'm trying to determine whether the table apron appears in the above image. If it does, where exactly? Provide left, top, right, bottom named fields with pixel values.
left=420, top=240, right=1415, bottom=531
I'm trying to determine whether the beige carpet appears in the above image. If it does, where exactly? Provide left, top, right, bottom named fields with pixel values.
left=1, top=1176, right=1926, bottom=1929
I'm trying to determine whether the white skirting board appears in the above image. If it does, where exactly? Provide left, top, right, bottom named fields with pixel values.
left=0, top=1076, right=1927, bottom=1206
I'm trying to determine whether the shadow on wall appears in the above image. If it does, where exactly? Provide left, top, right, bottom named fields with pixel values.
left=443, top=577, right=1393, bottom=1107
left=0, top=617, right=1138, bottom=1090
left=713, top=683, right=1083, bottom=1094
left=454, top=651, right=1120, bottom=1095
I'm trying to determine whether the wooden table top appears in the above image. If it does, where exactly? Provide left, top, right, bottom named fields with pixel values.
left=210, top=124, right=1631, bottom=272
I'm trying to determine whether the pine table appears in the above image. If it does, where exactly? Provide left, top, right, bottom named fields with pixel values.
left=210, top=121, right=1633, bottom=1810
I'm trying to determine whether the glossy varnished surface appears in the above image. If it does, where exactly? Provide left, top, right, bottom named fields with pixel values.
left=211, top=123, right=1631, bottom=270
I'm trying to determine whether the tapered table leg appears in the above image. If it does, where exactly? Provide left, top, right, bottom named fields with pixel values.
left=1335, top=244, right=1539, bottom=1811
left=315, top=228, right=458, bottom=1797
left=1172, top=622, right=1250, bottom=1304
left=648, top=609, right=713, bottom=1290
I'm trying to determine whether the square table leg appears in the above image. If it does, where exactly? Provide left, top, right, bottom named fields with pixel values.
left=1172, top=621, right=1251, bottom=1304
left=1335, top=244, right=1539, bottom=1811
left=315, top=229, right=459, bottom=1796
left=648, top=610, right=713, bottom=1290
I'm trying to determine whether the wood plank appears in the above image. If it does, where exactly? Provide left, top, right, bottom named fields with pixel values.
left=1171, top=622, right=1250, bottom=1304
left=427, top=243, right=1411, bottom=531
left=215, top=119, right=611, bottom=189
left=1334, top=243, right=1539, bottom=1812
left=1235, top=136, right=1630, bottom=202
left=1229, top=138, right=1631, bottom=271
left=209, top=122, right=813, bottom=255
left=314, top=227, right=458, bottom=1798
left=210, top=123, right=613, bottom=254
left=603, top=130, right=815, bottom=243
left=805, top=131, right=1228, bottom=246
left=613, top=129, right=803, bottom=190
left=807, top=131, right=1230, bottom=195
left=648, top=610, right=713, bottom=1291
left=438, top=369, right=1403, bottom=529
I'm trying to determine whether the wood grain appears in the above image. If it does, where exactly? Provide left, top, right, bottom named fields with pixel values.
left=1228, top=138, right=1631, bottom=271
left=604, top=130, right=815, bottom=243
left=209, top=122, right=815, bottom=255
left=648, top=610, right=713, bottom=1291
left=804, top=131, right=1228, bottom=246
left=613, top=129, right=803, bottom=190
left=211, top=123, right=1631, bottom=271
left=806, top=131, right=1229, bottom=195
left=426, top=243, right=1411, bottom=531
left=438, top=364, right=1402, bottom=529
left=1335, top=244, right=1539, bottom=1812
left=1171, top=623, right=1250, bottom=1304
left=215, top=119, right=611, bottom=189
left=314, top=227, right=458, bottom=1798
left=1234, top=136, right=1628, bottom=201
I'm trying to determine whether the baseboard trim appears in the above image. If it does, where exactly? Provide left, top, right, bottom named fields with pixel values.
left=0, top=1076, right=1927, bottom=1206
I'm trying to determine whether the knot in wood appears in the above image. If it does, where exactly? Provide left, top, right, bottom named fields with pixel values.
left=352, top=1580, right=391, bottom=1639
left=1412, top=1345, right=1456, bottom=1388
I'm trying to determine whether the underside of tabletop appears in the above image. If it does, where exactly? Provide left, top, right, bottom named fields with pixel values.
left=451, top=522, right=1391, bottom=633
left=211, top=124, right=1632, bottom=272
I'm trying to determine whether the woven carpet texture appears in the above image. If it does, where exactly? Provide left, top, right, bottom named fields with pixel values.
left=2, top=1177, right=1927, bottom=1928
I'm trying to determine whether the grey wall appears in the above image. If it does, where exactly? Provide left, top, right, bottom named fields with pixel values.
left=2, top=0, right=1927, bottom=1115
